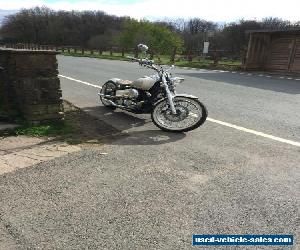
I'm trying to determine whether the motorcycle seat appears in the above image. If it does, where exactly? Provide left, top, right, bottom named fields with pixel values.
left=117, top=79, right=133, bottom=85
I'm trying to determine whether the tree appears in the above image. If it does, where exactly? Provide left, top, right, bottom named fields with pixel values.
left=0, top=7, right=126, bottom=47
left=118, top=19, right=183, bottom=57
left=261, top=17, right=291, bottom=30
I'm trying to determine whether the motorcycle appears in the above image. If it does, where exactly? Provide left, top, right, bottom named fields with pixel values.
left=98, top=44, right=207, bottom=132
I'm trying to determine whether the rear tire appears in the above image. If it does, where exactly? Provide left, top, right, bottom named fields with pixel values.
left=151, top=96, right=207, bottom=132
left=100, top=81, right=117, bottom=110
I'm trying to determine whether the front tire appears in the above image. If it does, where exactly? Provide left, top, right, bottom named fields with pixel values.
left=151, top=96, right=207, bottom=132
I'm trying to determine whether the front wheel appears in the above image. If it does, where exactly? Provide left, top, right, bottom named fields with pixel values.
left=151, top=96, right=207, bottom=132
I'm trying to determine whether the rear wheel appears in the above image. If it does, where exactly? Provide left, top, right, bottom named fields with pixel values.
left=151, top=96, right=207, bottom=132
left=100, top=81, right=117, bottom=109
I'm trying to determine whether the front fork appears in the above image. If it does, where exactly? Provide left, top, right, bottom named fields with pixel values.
left=162, top=75, right=177, bottom=114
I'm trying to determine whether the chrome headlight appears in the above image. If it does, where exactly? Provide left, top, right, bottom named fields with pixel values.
left=171, top=77, right=185, bottom=85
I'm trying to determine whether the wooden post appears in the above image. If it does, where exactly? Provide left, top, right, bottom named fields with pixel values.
left=134, top=48, right=138, bottom=58
left=170, top=47, right=177, bottom=63
left=187, top=51, right=193, bottom=62
left=81, top=48, right=84, bottom=54
left=67, top=47, right=70, bottom=53
left=91, top=49, right=94, bottom=55
left=245, top=33, right=253, bottom=69
left=149, top=50, right=154, bottom=60
left=62, top=46, right=64, bottom=52
left=213, top=50, right=219, bottom=65
left=110, top=47, right=113, bottom=56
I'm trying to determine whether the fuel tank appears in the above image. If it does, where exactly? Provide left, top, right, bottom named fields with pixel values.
left=132, top=76, right=156, bottom=90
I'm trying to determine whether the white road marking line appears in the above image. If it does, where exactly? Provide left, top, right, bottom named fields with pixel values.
left=59, top=75, right=300, bottom=147
left=207, top=118, right=300, bottom=147
left=59, top=74, right=102, bottom=89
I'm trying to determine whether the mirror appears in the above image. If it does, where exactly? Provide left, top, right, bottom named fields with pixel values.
left=137, top=44, right=148, bottom=53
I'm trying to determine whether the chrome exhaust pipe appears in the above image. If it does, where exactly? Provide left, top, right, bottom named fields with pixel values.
left=98, top=93, right=113, bottom=98
left=99, top=94, right=128, bottom=109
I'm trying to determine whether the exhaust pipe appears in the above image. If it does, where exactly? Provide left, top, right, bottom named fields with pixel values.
left=98, top=93, right=127, bottom=109
left=98, top=93, right=114, bottom=99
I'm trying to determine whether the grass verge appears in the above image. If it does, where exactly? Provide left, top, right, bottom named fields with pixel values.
left=61, top=51, right=242, bottom=71
left=13, top=122, right=73, bottom=137
left=1, top=101, right=120, bottom=146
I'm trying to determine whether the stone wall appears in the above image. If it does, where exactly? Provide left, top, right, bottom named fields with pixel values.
left=0, top=48, right=63, bottom=123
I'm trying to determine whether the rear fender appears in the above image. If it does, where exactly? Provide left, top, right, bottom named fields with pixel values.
left=107, top=78, right=122, bottom=85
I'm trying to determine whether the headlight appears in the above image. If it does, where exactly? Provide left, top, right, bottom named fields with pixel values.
left=171, top=77, right=185, bottom=85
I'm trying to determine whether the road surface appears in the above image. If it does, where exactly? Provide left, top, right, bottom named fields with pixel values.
left=0, top=56, right=299, bottom=249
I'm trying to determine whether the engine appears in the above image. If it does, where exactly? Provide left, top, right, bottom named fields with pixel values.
left=114, top=88, right=141, bottom=109
left=115, top=89, right=139, bottom=99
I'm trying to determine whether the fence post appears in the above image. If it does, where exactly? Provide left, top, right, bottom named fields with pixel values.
left=213, top=50, right=219, bottom=65
left=81, top=48, right=84, bottom=54
left=170, top=47, right=176, bottom=63
left=149, top=50, right=154, bottom=60
left=110, top=47, right=113, bottom=56
left=187, top=52, right=193, bottom=62
left=134, top=48, right=138, bottom=58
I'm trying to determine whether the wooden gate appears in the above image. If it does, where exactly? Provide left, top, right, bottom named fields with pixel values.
left=290, top=39, right=300, bottom=73
left=266, top=36, right=300, bottom=73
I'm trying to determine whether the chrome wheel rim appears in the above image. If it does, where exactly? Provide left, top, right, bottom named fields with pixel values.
left=153, top=97, right=203, bottom=131
left=100, top=82, right=116, bottom=106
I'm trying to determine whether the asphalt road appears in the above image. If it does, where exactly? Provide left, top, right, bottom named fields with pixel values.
left=0, top=56, right=299, bottom=249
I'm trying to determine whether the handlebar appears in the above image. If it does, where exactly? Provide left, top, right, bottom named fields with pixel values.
left=126, top=56, right=174, bottom=74
left=126, top=56, right=157, bottom=70
left=126, top=56, right=153, bottom=65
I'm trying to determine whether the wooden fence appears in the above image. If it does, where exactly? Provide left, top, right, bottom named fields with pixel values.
left=0, top=43, right=243, bottom=64
left=0, top=43, right=125, bottom=55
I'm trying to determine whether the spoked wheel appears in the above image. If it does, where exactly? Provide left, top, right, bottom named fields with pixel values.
left=100, top=81, right=117, bottom=109
left=151, top=96, right=207, bottom=132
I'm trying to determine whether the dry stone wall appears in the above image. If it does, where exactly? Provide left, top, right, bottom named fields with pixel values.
left=0, top=48, right=63, bottom=123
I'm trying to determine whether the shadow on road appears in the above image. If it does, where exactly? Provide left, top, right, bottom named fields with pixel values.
left=83, top=106, right=148, bottom=131
left=178, top=71, right=300, bottom=94
left=110, top=130, right=186, bottom=145
left=81, top=106, right=186, bottom=145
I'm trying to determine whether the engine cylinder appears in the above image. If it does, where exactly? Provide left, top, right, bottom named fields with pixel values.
left=115, top=89, right=139, bottom=99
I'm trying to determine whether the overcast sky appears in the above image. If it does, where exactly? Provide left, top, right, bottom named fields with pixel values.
left=0, top=0, right=299, bottom=22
